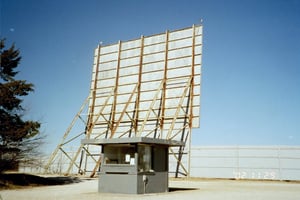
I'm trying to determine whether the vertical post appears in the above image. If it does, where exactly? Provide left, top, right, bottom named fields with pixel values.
left=189, top=24, right=196, bottom=128
left=110, top=41, right=122, bottom=138
left=134, top=36, right=144, bottom=134
left=160, top=30, right=169, bottom=138
left=175, top=83, right=192, bottom=177
left=186, top=24, right=197, bottom=177
left=87, top=45, right=101, bottom=136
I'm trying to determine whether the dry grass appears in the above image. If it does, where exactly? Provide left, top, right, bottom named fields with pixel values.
left=0, top=173, right=81, bottom=190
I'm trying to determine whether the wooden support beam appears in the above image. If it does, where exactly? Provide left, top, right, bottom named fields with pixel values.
left=87, top=45, right=101, bottom=135
left=166, top=77, right=192, bottom=139
left=134, top=35, right=144, bottom=134
left=137, top=80, right=165, bottom=136
left=110, top=84, right=138, bottom=138
left=169, top=147, right=188, bottom=175
left=66, top=144, right=84, bottom=174
left=89, top=88, right=114, bottom=138
left=160, top=30, right=169, bottom=138
left=111, top=41, right=122, bottom=137
left=90, top=156, right=102, bottom=178
left=44, top=96, right=89, bottom=173
left=189, top=24, right=196, bottom=128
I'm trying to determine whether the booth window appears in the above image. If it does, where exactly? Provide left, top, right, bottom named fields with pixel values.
left=104, top=145, right=135, bottom=165
left=138, top=145, right=152, bottom=172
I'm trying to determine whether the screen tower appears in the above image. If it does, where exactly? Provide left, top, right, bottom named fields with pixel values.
left=44, top=24, right=203, bottom=178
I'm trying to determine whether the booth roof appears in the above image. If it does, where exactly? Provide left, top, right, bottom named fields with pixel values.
left=81, top=137, right=184, bottom=146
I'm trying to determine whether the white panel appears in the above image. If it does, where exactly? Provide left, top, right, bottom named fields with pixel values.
left=94, top=48, right=98, bottom=56
left=137, top=111, right=147, bottom=119
left=142, top=70, right=164, bottom=81
left=192, top=118, right=200, bottom=127
left=194, top=75, right=201, bottom=85
left=143, top=52, right=165, bottom=63
left=120, top=57, right=140, bottom=67
left=121, top=39, right=141, bottom=50
left=93, top=106, right=112, bottom=114
left=118, top=84, right=137, bottom=94
left=99, top=52, right=118, bottom=63
left=164, top=122, right=187, bottom=130
left=140, top=81, right=161, bottom=91
left=97, top=78, right=115, bottom=88
left=195, top=83, right=202, bottom=93
left=168, top=37, right=192, bottom=50
left=119, top=75, right=139, bottom=85
left=119, top=65, right=139, bottom=76
left=193, top=94, right=201, bottom=103
left=142, top=61, right=164, bottom=72
left=195, top=45, right=202, bottom=55
left=194, top=26, right=203, bottom=35
left=100, top=44, right=118, bottom=54
left=163, top=109, right=177, bottom=117
left=168, top=67, right=191, bottom=78
left=98, top=61, right=117, bottom=71
left=168, top=57, right=192, bottom=68
left=93, top=56, right=98, bottom=65
left=120, top=48, right=140, bottom=59
left=194, top=55, right=202, bottom=65
left=144, top=34, right=166, bottom=45
left=166, top=87, right=185, bottom=98
left=91, top=73, right=96, bottom=82
left=98, top=69, right=116, bottom=79
left=139, top=90, right=158, bottom=101
left=195, top=65, right=201, bottom=74
left=169, top=28, right=193, bottom=40
left=195, top=37, right=203, bottom=46
left=168, top=47, right=192, bottom=59
left=116, top=94, right=132, bottom=104
left=143, top=43, right=165, bottom=54
left=94, top=92, right=112, bottom=101
left=193, top=107, right=200, bottom=116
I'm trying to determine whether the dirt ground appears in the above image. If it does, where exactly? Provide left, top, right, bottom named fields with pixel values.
left=1, top=177, right=300, bottom=200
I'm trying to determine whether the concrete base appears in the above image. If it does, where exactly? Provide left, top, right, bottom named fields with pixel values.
left=98, top=172, right=168, bottom=194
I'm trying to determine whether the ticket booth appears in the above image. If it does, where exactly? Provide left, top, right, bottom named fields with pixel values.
left=82, top=137, right=183, bottom=194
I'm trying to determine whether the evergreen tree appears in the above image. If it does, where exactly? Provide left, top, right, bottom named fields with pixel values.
left=0, top=39, right=41, bottom=172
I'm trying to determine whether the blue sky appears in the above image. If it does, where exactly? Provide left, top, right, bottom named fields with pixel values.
left=1, top=0, right=300, bottom=152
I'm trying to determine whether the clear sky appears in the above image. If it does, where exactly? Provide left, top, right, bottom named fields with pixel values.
left=1, top=0, right=299, bottom=153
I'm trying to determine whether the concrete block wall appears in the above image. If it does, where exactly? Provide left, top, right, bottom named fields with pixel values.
left=189, top=146, right=300, bottom=181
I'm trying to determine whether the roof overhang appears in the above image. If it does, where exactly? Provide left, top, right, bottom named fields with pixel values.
left=81, top=137, right=184, bottom=147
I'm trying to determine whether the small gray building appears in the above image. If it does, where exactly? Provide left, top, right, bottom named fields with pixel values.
left=82, top=137, right=184, bottom=194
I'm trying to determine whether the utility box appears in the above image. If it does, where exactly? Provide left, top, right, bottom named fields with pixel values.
left=82, top=137, right=184, bottom=194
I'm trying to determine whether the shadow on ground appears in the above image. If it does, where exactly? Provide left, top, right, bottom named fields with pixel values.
left=169, top=187, right=199, bottom=192
left=0, top=173, right=81, bottom=189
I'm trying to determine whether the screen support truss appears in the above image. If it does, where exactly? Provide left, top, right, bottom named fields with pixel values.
left=44, top=25, right=202, bottom=177
left=44, top=78, right=193, bottom=176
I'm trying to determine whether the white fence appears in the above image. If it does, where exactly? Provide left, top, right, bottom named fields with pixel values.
left=190, top=146, right=300, bottom=181
left=20, top=145, right=300, bottom=181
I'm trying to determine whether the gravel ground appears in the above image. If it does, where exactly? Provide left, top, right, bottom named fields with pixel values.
left=1, top=178, right=299, bottom=200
